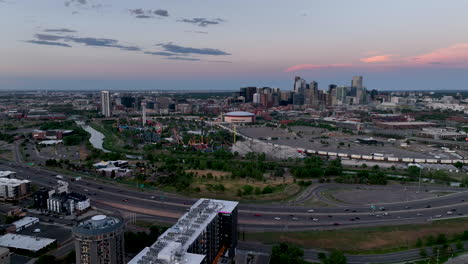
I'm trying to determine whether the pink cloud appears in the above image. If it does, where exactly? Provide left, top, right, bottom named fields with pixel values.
left=360, top=54, right=395, bottom=63
left=409, top=43, right=468, bottom=66
left=285, top=63, right=351, bottom=72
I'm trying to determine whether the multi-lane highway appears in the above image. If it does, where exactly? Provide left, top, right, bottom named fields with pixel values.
left=3, top=161, right=468, bottom=232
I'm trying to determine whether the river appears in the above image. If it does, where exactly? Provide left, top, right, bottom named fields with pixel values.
left=78, top=121, right=142, bottom=159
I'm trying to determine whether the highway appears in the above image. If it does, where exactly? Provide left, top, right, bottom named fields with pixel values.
left=3, top=161, right=468, bottom=231
left=4, top=161, right=468, bottom=263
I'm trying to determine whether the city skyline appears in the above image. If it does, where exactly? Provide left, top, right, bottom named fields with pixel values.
left=2, top=0, right=468, bottom=91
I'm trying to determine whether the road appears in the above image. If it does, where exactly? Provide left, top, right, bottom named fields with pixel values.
left=4, top=161, right=468, bottom=263
left=3, top=161, right=468, bottom=232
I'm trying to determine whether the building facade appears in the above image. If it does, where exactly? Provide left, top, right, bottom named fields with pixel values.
left=129, top=198, right=238, bottom=264
left=72, top=215, right=125, bottom=264
left=100, top=91, right=111, bottom=118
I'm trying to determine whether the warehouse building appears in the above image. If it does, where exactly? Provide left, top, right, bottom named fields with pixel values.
left=0, top=234, right=56, bottom=256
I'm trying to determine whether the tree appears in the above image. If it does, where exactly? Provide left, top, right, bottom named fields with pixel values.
left=270, top=243, right=305, bottom=264
left=36, top=255, right=56, bottom=264
left=320, top=250, right=347, bottom=264
left=454, top=161, right=464, bottom=169
left=419, top=248, right=427, bottom=258
left=456, top=240, right=464, bottom=250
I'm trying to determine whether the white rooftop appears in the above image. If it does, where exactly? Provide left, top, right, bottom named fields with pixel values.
left=0, top=234, right=55, bottom=251
left=12, top=217, right=39, bottom=228
left=128, top=198, right=238, bottom=264
left=0, top=171, right=16, bottom=178
left=0, top=178, right=30, bottom=187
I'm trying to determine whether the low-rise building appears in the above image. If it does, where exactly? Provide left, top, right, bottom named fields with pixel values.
left=12, top=217, right=39, bottom=232
left=0, top=178, right=31, bottom=200
left=47, top=192, right=90, bottom=215
left=418, top=128, right=467, bottom=141
left=0, top=234, right=56, bottom=256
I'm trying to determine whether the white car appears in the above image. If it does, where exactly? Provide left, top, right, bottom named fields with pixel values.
left=307, top=209, right=315, bottom=213
left=312, top=218, right=318, bottom=221
left=274, top=217, right=281, bottom=220
left=447, top=211, right=453, bottom=215
left=417, top=213, right=423, bottom=216
left=434, top=215, right=442, bottom=218
left=292, top=217, right=299, bottom=221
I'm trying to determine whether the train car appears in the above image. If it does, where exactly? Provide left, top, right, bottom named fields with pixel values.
left=327, top=152, right=338, bottom=157
left=388, top=157, right=399, bottom=162
left=441, top=159, right=453, bottom=164
left=362, top=155, right=373, bottom=160
left=464, top=160, right=468, bottom=165
left=306, top=149, right=316, bottom=154
left=318, top=151, right=328, bottom=155
left=297, top=148, right=306, bottom=153
left=452, top=159, right=464, bottom=164
left=402, top=158, right=414, bottom=163
left=373, top=156, right=385, bottom=161
left=426, top=159, right=438, bottom=164
left=338, top=153, right=348, bottom=158
left=414, top=159, right=426, bottom=163
left=351, top=154, right=362, bottom=159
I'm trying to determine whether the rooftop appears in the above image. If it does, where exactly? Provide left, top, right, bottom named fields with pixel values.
left=0, top=233, right=56, bottom=252
left=224, top=111, right=255, bottom=117
left=0, top=178, right=30, bottom=187
left=12, top=217, right=39, bottom=229
left=0, top=171, right=16, bottom=178
left=129, top=198, right=238, bottom=264
left=72, top=214, right=123, bottom=236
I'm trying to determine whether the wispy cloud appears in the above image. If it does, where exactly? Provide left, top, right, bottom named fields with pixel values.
left=129, top=8, right=169, bottom=18
left=178, top=18, right=225, bottom=27
left=144, top=51, right=175, bottom=56
left=30, top=33, right=141, bottom=51
left=44, top=28, right=77, bottom=33
left=157, top=43, right=230, bottom=56
left=64, top=0, right=86, bottom=7
left=185, top=30, right=208, bottom=34
left=166, top=57, right=201, bottom=61
left=24, top=40, right=72, bottom=47
left=285, top=64, right=351, bottom=72
left=360, top=54, right=395, bottom=63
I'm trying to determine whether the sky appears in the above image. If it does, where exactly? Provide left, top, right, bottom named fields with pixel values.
left=1, top=0, right=468, bottom=91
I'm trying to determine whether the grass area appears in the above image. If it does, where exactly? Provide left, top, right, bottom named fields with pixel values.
left=184, top=169, right=303, bottom=202
left=245, top=218, right=468, bottom=255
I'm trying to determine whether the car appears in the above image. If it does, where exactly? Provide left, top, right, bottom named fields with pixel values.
left=333, top=222, right=340, bottom=226
left=426, top=205, right=431, bottom=208
left=458, top=213, right=464, bottom=216
left=417, top=213, right=423, bottom=216
left=462, top=199, right=465, bottom=202
left=349, top=218, right=355, bottom=221
left=379, top=207, right=386, bottom=211
left=289, top=214, right=294, bottom=217
left=311, top=218, right=318, bottom=221
left=98, top=187, right=103, bottom=190
left=328, top=215, right=333, bottom=218
left=307, top=209, right=315, bottom=213
left=383, top=212, right=389, bottom=216
left=405, top=206, right=411, bottom=209
left=254, top=214, right=262, bottom=217
left=274, top=217, right=281, bottom=220
left=344, top=209, right=349, bottom=212
left=447, top=211, right=453, bottom=215
left=48, top=219, right=54, bottom=222
left=292, top=217, right=299, bottom=221
left=369, top=213, right=375, bottom=216
left=150, top=196, right=155, bottom=199
left=84, top=189, right=88, bottom=192
left=122, top=199, right=128, bottom=202
left=434, top=215, right=442, bottom=218
left=352, top=210, right=357, bottom=213
left=355, top=217, right=360, bottom=220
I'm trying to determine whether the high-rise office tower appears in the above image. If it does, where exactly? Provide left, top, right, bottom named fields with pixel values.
left=352, top=76, right=363, bottom=89
left=72, top=215, right=125, bottom=264
left=100, top=91, right=111, bottom=118
left=142, top=102, right=147, bottom=126
left=129, top=199, right=238, bottom=264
